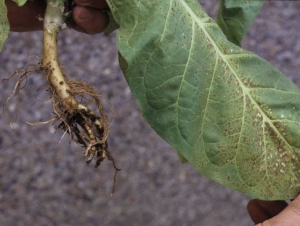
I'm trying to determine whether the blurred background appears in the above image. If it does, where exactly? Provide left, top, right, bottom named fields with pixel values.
left=1, top=1, right=300, bottom=225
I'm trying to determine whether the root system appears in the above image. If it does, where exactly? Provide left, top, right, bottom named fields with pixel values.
left=3, top=0, right=120, bottom=195
left=3, top=62, right=120, bottom=194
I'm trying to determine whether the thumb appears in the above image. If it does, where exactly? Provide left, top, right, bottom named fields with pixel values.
left=260, top=195, right=300, bottom=226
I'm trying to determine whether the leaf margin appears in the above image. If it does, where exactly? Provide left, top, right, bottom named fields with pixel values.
left=107, top=0, right=300, bottom=200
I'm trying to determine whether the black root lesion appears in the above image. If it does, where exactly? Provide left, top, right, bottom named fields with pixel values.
left=52, top=77, right=118, bottom=169
left=3, top=62, right=120, bottom=192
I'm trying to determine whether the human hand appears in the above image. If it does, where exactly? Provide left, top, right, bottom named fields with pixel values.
left=247, top=194, right=300, bottom=225
left=6, top=0, right=109, bottom=34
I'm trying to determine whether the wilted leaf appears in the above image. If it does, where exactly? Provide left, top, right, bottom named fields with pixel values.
left=217, top=0, right=264, bottom=46
left=0, top=0, right=9, bottom=51
left=108, top=0, right=300, bottom=200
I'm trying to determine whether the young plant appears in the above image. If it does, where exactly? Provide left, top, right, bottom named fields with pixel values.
left=2, top=0, right=120, bottom=173
left=1, top=0, right=300, bottom=201
left=43, top=0, right=114, bottom=167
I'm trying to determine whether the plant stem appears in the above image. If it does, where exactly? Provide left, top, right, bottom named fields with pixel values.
left=42, top=0, right=105, bottom=161
left=42, top=1, right=118, bottom=173
left=43, top=1, right=77, bottom=109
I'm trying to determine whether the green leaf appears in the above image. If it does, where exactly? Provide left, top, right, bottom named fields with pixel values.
left=104, top=11, right=120, bottom=35
left=108, top=0, right=300, bottom=200
left=12, top=0, right=27, bottom=6
left=216, top=0, right=264, bottom=46
left=0, top=0, right=9, bottom=51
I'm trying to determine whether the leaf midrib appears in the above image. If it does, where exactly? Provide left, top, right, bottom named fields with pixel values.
left=179, top=0, right=294, bottom=178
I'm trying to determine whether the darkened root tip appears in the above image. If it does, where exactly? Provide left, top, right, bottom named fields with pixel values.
left=56, top=108, right=119, bottom=170
left=51, top=76, right=119, bottom=170
left=4, top=61, right=120, bottom=172
left=55, top=100, right=121, bottom=195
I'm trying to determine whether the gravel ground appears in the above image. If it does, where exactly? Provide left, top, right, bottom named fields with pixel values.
left=1, top=1, right=300, bottom=226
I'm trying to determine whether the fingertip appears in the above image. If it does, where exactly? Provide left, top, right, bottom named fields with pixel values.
left=267, top=197, right=300, bottom=226
left=72, top=6, right=109, bottom=34
left=256, top=199, right=288, bottom=216
left=287, top=196, right=300, bottom=216
left=294, top=194, right=300, bottom=201
left=247, top=199, right=270, bottom=225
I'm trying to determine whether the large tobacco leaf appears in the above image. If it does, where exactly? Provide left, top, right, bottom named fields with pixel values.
left=216, top=0, right=264, bottom=46
left=108, top=0, right=300, bottom=200
left=0, top=0, right=9, bottom=51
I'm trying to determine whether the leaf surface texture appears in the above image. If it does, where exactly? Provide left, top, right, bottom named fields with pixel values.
left=108, top=0, right=300, bottom=200
left=216, top=0, right=264, bottom=46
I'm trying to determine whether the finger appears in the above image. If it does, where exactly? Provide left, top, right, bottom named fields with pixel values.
left=6, top=0, right=46, bottom=32
left=255, top=199, right=288, bottom=217
left=247, top=199, right=272, bottom=224
left=72, top=6, right=109, bottom=34
left=268, top=195, right=300, bottom=226
left=247, top=199, right=288, bottom=224
left=74, top=0, right=108, bottom=9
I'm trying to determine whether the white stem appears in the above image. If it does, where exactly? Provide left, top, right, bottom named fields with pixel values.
left=43, top=3, right=77, bottom=107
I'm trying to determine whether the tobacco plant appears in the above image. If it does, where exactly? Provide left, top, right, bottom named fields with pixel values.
left=1, top=0, right=300, bottom=200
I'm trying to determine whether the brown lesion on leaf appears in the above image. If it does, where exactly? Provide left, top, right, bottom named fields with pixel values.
left=264, top=121, right=298, bottom=185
